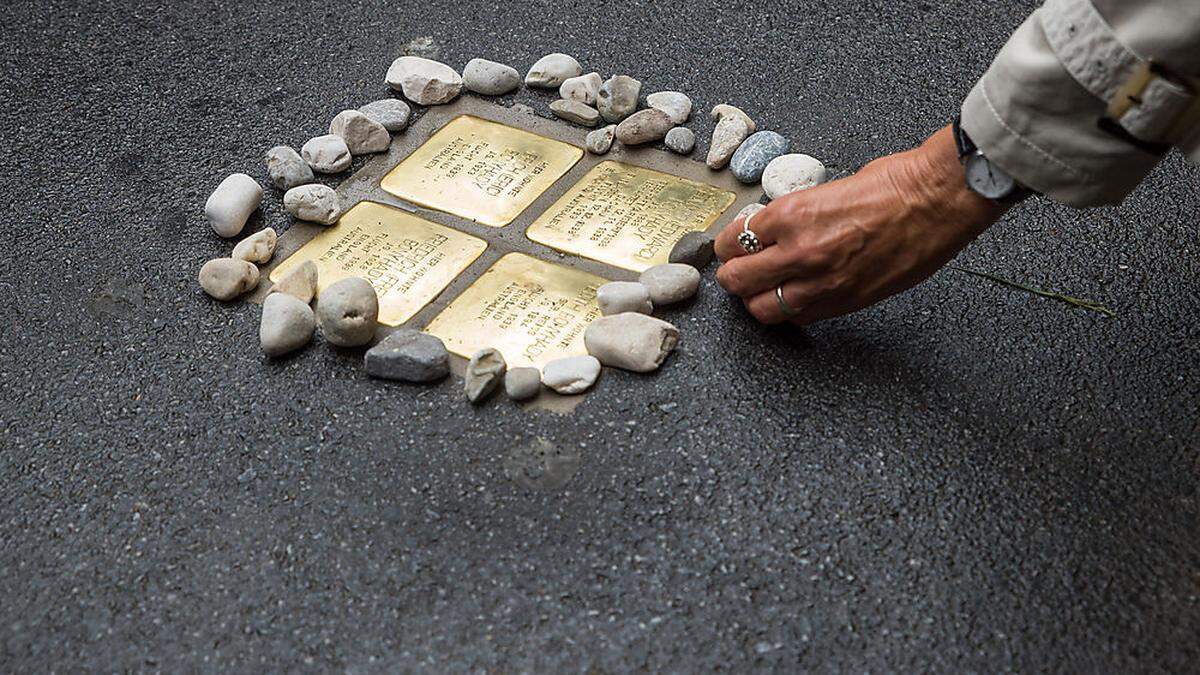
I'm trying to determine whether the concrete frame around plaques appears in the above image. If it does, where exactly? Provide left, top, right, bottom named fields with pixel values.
left=253, top=97, right=763, bottom=383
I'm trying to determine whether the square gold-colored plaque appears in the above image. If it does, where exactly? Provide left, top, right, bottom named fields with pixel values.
left=380, top=115, right=584, bottom=227
left=423, top=253, right=606, bottom=369
left=269, top=201, right=487, bottom=326
left=526, top=160, right=736, bottom=272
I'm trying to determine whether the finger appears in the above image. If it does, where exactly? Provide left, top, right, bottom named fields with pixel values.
left=714, top=206, right=775, bottom=262
left=742, top=278, right=822, bottom=325
left=715, top=244, right=798, bottom=298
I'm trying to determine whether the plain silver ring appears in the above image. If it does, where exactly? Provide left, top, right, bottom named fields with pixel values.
left=776, top=285, right=802, bottom=318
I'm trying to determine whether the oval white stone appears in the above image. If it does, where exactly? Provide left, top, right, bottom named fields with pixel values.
left=762, top=154, right=827, bottom=200
left=284, top=184, right=342, bottom=225
left=204, top=173, right=262, bottom=238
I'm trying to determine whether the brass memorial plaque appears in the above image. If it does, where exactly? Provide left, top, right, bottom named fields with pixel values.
left=526, top=160, right=736, bottom=272
left=424, top=253, right=606, bottom=369
left=381, top=115, right=584, bottom=227
left=269, top=201, right=487, bottom=326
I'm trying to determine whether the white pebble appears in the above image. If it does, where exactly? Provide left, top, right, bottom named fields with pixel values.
left=260, top=293, right=316, bottom=357
left=596, top=281, right=653, bottom=316
left=762, top=154, right=828, bottom=200
left=269, top=260, right=318, bottom=304
left=559, top=72, right=602, bottom=105
left=462, top=58, right=521, bottom=95
left=316, top=277, right=378, bottom=347
left=541, top=355, right=601, bottom=394
left=706, top=104, right=756, bottom=170
left=329, top=109, right=390, bottom=155
left=385, top=56, right=463, bottom=105
left=639, top=263, right=701, bottom=305
left=647, top=91, right=693, bottom=124
left=525, top=53, right=582, bottom=88
left=283, top=184, right=341, bottom=225
left=615, top=109, right=673, bottom=145
left=264, top=146, right=314, bottom=191
left=585, top=313, right=679, bottom=373
left=301, top=134, right=351, bottom=173
left=198, top=258, right=259, bottom=301
left=359, top=99, right=411, bottom=131
left=204, top=173, right=262, bottom=238
left=232, top=228, right=277, bottom=264
left=586, top=125, right=616, bottom=155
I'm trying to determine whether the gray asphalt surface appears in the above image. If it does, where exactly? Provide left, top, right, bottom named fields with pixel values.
left=2, top=0, right=1198, bottom=671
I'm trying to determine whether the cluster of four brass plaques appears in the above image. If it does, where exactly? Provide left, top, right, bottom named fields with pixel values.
left=271, top=115, right=735, bottom=368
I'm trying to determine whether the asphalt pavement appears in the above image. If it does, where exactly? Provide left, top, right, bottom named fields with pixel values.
left=1, top=0, right=1198, bottom=670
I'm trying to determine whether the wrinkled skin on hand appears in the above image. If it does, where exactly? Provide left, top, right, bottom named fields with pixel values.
left=714, top=125, right=1008, bottom=325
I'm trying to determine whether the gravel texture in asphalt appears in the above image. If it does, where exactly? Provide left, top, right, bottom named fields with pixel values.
left=2, top=0, right=1198, bottom=670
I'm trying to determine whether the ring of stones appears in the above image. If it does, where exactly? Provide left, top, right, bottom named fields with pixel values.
left=738, top=213, right=762, bottom=254
left=776, top=284, right=802, bottom=318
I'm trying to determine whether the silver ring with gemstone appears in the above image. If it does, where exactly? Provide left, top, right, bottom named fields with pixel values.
left=776, top=285, right=802, bottom=318
left=737, top=212, right=762, bottom=254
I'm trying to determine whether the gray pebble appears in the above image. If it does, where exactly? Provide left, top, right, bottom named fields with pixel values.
left=316, top=277, right=378, bottom=347
left=550, top=99, right=600, bottom=127
left=385, top=56, right=463, bottom=105
left=665, top=127, right=695, bottom=154
left=730, top=131, right=791, bottom=184
left=586, top=125, right=616, bottom=155
left=639, top=263, right=701, bottom=305
left=762, top=153, right=827, bottom=199
left=462, top=58, right=521, bottom=95
left=559, top=72, right=602, bottom=105
left=584, top=313, right=679, bottom=373
left=359, top=99, right=411, bottom=131
left=647, top=91, right=692, bottom=124
left=260, top=293, right=316, bottom=357
left=364, top=329, right=449, bottom=382
left=541, top=355, right=601, bottom=395
left=668, top=231, right=714, bottom=269
left=198, top=258, right=259, bottom=301
left=283, top=184, right=341, bottom=225
left=465, top=348, right=507, bottom=403
left=525, top=53, right=582, bottom=88
left=706, top=104, right=756, bottom=170
left=504, top=367, right=542, bottom=401
left=232, top=227, right=277, bottom=264
left=329, top=109, right=391, bottom=154
left=264, top=146, right=314, bottom=191
left=301, top=134, right=351, bottom=173
left=615, top=109, right=673, bottom=145
left=205, top=173, right=262, bottom=238
left=269, top=260, right=318, bottom=304
left=597, top=75, right=641, bottom=124
left=596, top=281, right=653, bottom=316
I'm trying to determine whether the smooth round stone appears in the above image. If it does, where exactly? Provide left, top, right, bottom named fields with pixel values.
left=639, top=263, right=700, bottom=305
left=359, top=99, right=411, bottom=131
left=462, top=58, right=521, bottom=95
left=364, top=328, right=449, bottom=382
left=329, top=109, right=390, bottom=154
left=259, top=293, right=315, bottom=357
left=665, top=127, right=695, bottom=154
left=730, top=131, right=791, bottom=184
left=301, top=134, right=351, bottom=173
left=615, top=109, right=672, bottom=145
left=586, top=125, right=616, bottom=155
left=264, top=146, right=314, bottom=191
left=647, top=91, right=692, bottom=124
left=550, top=99, right=599, bottom=127
left=584, top=313, right=679, bottom=373
left=524, top=53, right=582, bottom=88
left=596, top=281, right=653, bottom=316
left=232, top=227, right=277, bottom=264
left=504, top=367, right=542, bottom=401
left=668, top=231, right=714, bottom=269
left=204, top=173, right=262, bottom=238
left=465, top=348, right=507, bottom=403
left=762, top=153, right=827, bottom=199
left=541, top=355, right=601, bottom=395
left=316, top=277, right=378, bottom=347
left=283, top=184, right=341, bottom=225
left=597, top=75, right=641, bottom=124
left=559, top=72, right=602, bottom=105
left=385, top=56, right=463, bottom=105
left=198, top=258, right=259, bottom=301
left=706, top=104, right=755, bottom=170
left=269, top=260, right=318, bottom=304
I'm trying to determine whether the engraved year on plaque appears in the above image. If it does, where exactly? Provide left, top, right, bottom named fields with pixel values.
left=423, top=253, right=606, bottom=369
left=269, top=201, right=487, bottom=326
left=381, top=115, right=584, bottom=227
left=526, top=160, right=736, bottom=272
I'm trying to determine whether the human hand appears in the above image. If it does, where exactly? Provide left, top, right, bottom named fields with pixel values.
left=713, top=125, right=1009, bottom=325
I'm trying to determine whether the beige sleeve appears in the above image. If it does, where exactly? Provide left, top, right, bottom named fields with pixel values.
left=961, top=0, right=1200, bottom=207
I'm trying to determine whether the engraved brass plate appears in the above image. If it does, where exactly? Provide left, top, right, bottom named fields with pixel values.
left=381, top=115, right=584, bottom=227
left=424, top=253, right=606, bottom=369
left=526, top=160, right=736, bottom=272
left=269, top=201, right=487, bottom=326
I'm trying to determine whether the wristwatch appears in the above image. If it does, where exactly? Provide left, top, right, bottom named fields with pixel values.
left=952, top=115, right=1033, bottom=204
